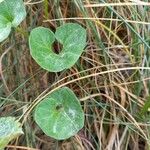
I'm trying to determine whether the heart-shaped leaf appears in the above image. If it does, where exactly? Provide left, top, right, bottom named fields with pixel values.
left=0, top=0, right=26, bottom=42
left=0, top=117, right=23, bottom=149
left=34, top=87, right=84, bottom=140
left=29, top=23, right=87, bottom=72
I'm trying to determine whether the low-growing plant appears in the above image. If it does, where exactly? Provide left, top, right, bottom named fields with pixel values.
left=0, top=0, right=26, bottom=42
left=29, top=23, right=87, bottom=139
left=0, top=0, right=26, bottom=148
left=0, top=117, right=23, bottom=150
left=29, top=23, right=86, bottom=72
left=0, top=0, right=87, bottom=147
left=34, top=87, right=84, bottom=140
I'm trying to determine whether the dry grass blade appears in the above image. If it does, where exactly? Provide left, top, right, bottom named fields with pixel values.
left=1, top=0, right=150, bottom=149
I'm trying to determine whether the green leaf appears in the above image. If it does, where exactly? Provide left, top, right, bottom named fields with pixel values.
left=139, top=96, right=150, bottom=117
left=29, top=23, right=87, bottom=72
left=0, top=117, right=23, bottom=149
left=0, top=0, right=26, bottom=42
left=0, top=16, right=11, bottom=42
left=34, top=87, right=84, bottom=140
left=0, top=0, right=4, bottom=3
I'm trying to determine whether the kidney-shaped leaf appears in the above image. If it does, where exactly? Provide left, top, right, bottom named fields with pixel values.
left=29, top=23, right=87, bottom=72
left=34, top=87, right=84, bottom=140
left=0, top=0, right=26, bottom=42
left=0, top=117, right=23, bottom=149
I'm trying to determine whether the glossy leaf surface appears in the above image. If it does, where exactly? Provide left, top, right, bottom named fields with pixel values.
left=29, top=23, right=86, bottom=72
left=0, top=0, right=26, bottom=42
left=0, top=117, right=23, bottom=149
left=34, top=87, right=84, bottom=140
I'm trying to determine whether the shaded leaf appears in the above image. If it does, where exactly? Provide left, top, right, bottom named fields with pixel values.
left=139, top=96, right=150, bottom=116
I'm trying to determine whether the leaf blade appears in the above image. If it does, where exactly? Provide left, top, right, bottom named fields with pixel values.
left=29, top=23, right=87, bottom=72
left=34, top=87, right=84, bottom=140
left=0, top=117, right=23, bottom=149
left=0, top=0, right=26, bottom=42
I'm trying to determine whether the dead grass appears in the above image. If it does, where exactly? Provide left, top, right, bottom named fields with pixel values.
left=0, top=0, right=150, bottom=150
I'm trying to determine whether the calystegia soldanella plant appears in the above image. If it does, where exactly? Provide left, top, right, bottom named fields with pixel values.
left=1, top=0, right=149, bottom=149
left=0, top=0, right=87, bottom=148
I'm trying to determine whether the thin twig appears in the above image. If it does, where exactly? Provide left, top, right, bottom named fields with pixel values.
left=0, top=44, right=14, bottom=95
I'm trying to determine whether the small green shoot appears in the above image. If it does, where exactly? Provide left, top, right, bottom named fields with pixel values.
left=139, top=96, right=150, bottom=117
